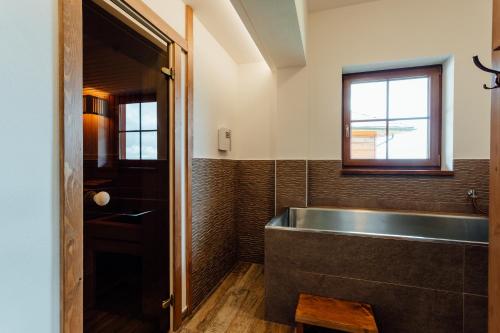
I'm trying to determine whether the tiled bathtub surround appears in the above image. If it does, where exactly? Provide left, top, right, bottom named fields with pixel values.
left=191, top=158, right=488, bottom=309
left=236, top=161, right=275, bottom=263
left=265, top=228, right=488, bottom=333
left=275, top=160, right=307, bottom=214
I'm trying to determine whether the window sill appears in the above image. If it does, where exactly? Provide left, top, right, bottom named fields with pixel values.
left=341, top=168, right=454, bottom=176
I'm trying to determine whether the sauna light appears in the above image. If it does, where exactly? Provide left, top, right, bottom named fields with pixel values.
left=83, top=95, right=109, bottom=116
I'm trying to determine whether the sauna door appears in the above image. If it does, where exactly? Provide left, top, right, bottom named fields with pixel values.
left=83, top=1, right=171, bottom=332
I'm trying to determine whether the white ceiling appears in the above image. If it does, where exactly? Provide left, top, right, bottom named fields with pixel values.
left=183, top=0, right=263, bottom=64
left=231, top=0, right=306, bottom=69
left=307, top=0, right=380, bottom=12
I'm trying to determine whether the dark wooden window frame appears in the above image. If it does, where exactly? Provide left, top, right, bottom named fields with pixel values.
left=118, top=100, right=159, bottom=160
left=342, top=65, right=443, bottom=171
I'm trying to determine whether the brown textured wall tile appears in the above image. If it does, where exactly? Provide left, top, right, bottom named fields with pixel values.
left=308, top=159, right=489, bottom=214
left=236, top=160, right=275, bottom=263
left=191, top=158, right=238, bottom=308
left=464, top=294, right=488, bottom=333
left=276, top=160, right=307, bottom=214
left=192, top=158, right=489, bottom=310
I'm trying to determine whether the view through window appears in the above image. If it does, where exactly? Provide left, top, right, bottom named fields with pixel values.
left=343, top=66, right=442, bottom=168
left=119, top=102, right=158, bottom=160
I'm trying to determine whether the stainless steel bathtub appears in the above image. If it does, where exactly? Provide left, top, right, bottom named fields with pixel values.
left=267, top=207, right=488, bottom=245
left=265, top=207, right=489, bottom=329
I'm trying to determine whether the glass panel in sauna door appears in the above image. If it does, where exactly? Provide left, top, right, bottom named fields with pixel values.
left=82, top=1, right=170, bottom=332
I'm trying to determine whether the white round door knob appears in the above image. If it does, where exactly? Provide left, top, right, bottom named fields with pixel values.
left=93, top=191, right=110, bottom=206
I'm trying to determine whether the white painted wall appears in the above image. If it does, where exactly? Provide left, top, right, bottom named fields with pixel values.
left=274, top=67, right=309, bottom=159
left=204, top=0, right=493, bottom=162
left=143, top=0, right=186, bottom=39
left=234, top=62, right=275, bottom=160
left=183, top=0, right=263, bottom=64
left=0, top=0, right=60, bottom=332
left=307, top=0, right=493, bottom=160
left=192, top=16, right=240, bottom=159
left=189, top=8, right=274, bottom=161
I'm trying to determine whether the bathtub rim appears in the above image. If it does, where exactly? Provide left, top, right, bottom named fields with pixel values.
left=266, top=207, right=489, bottom=246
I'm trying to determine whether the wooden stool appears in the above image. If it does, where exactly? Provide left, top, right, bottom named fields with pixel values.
left=295, top=294, right=378, bottom=333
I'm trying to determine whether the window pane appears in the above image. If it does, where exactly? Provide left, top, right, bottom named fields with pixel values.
left=120, top=132, right=140, bottom=159
left=389, top=78, right=428, bottom=119
left=350, top=81, right=387, bottom=120
left=141, top=131, right=158, bottom=160
left=388, top=119, right=429, bottom=159
left=351, top=121, right=387, bottom=159
left=120, top=103, right=140, bottom=131
left=141, top=102, right=157, bottom=130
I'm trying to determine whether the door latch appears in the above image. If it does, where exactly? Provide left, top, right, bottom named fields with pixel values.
left=161, top=294, right=174, bottom=309
left=161, top=67, right=175, bottom=80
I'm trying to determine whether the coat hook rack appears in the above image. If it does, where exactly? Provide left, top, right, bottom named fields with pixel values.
left=473, top=55, right=500, bottom=89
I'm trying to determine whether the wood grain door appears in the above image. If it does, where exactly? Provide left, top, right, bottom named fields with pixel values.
left=490, top=0, right=500, bottom=331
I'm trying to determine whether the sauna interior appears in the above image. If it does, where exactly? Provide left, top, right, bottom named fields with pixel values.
left=2, top=0, right=500, bottom=333
left=82, top=2, right=170, bottom=332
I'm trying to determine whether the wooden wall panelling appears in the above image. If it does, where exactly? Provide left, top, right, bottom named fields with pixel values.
left=82, top=113, right=113, bottom=166
left=83, top=114, right=98, bottom=160
left=157, top=51, right=169, bottom=160
left=490, top=0, right=500, bottom=331
left=60, top=0, right=84, bottom=332
left=83, top=8, right=161, bottom=97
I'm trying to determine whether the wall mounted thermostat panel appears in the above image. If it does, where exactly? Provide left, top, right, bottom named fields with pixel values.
left=218, top=128, right=231, bottom=151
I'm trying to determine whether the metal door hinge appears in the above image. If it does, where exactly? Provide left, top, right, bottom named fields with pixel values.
left=161, top=67, right=175, bottom=80
left=161, top=294, right=174, bottom=309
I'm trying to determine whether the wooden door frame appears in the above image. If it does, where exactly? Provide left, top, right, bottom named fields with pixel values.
left=59, top=0, right=193, bottom=332
left=491, top=0, right=500, bottom=331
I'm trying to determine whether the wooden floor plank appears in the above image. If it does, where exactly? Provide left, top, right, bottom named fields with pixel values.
left=84, top=310, right=155, bottom=333
left=185, top=263, right=251, bottom=331
left=204, top=264, right=263, bottom=332
left=179, top=263, right=293, bottom=333
left=226, top=265, right=265, bottom=332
